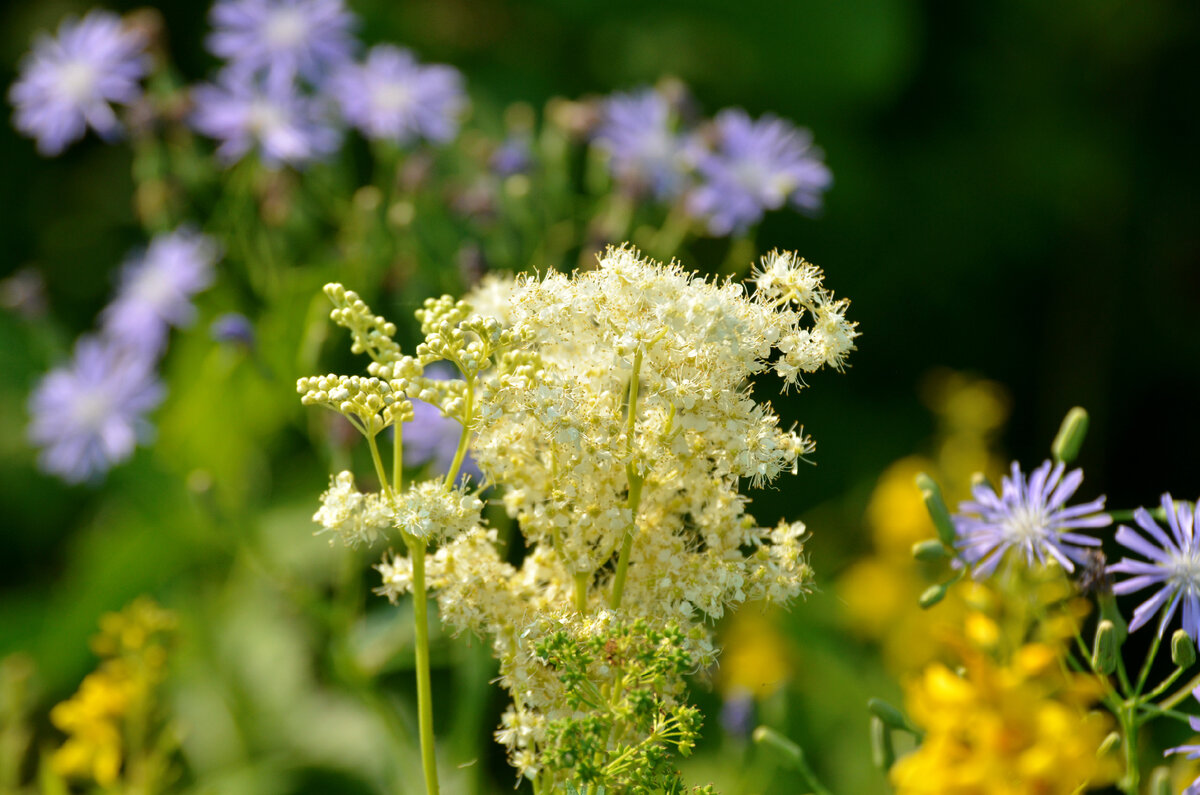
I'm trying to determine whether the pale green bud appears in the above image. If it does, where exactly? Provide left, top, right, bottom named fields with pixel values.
left=870, top=715, right=895, bottom=771
left=1092, top=620, right=1117, bottom=675
left=1097, top=731, right=1121, bottom=756
left=867, top=698, right=920, bottom=736
left=919, top=583, right=948, bottom=609
left=912, top=539, right=949, bottom=562
left=1173, top=629, right=1196, bottom=668
left=1052, top=406, right=1089, bottom=464
left=915, top=472, right=956, bottom=547
left=1149, top=766, right=1171, bottom=795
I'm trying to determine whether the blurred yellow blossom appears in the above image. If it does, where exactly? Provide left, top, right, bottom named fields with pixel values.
left=717, top=607, right=792, bottom=700
left=890, top=642, right=1119, bottom=795
left=50, top=597, right=175, bottom=787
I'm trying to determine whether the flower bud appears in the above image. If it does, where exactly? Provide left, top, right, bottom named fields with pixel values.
left=1098, top=592, right=1128, bottom=645
left=912, top=539, right=949, bottom=562
left=1149, top=766, right=1171, bottom=795
left=915, top=472, right=956, bottom=547
left=1052, top=406, right=1089, bottom=464
left=919, top=583, right=948, bottom=609
left=870, top=715, right=895, bottom=771
left=868, top=698, right=920, bottom=736
left=1097, top=731, right=1121, bottom=756
left=1092, top=620, right=1118, bottom=675
left=1173, top=629, right=1196, bottom=668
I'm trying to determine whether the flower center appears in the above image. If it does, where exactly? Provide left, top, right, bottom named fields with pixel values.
left=1003, top=503, right=1048, bottom=543
left=263, top=8, right=309, bottom=50
left=71, top=389, right=114, bottom=431
left=56, top=59, right=97, bottom=103
left=246, top=100, right=286, bottom=136
left=1170, top=554, right=1200, bottom=590
left=371, top=81, right=413, bottom=113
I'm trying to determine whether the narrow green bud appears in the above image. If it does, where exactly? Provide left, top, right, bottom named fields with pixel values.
left=1052, top=406, right=1089, bottom=464
left=919, top=583, right=948, bottom=609
left=1098, top=731, right=1121, bottom=757
left=868, top=698, right=920, bottom=736
left=912, top=539, right=949, bottom=562
left=1149, top=766, right=1171, bottom=795
left=1092, top=620, right=1118, bottom=675
left=915, top=472, right=956, bottom=546
left=870, top=715, right=895, bottom=771
left=1173, top=629, right=1196, bottom=668
left=1098, top=592, right=1128, bottom=645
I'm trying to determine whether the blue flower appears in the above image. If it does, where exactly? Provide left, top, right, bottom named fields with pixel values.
left=686, top=109, right=832, bottom=235
left=28, top=336, right=164, bottom=484
left=190, top=69, right=340, bottom=166
left=9, top=10, right=149, bottom=156
left=207, top=0, right=356, bottom=88
left=1108, top=494, right=1200, bottom=639
left=210, top=313, right=256, bottom=348
left=593, top=88, right=690, bottom=200
left=490, top=136, right=533, bottom=177
left=330, top=45, right=465, bottom=145
left=101, top=228, right=220, bottom=358
left=953, top=460, right=1110, bottom=578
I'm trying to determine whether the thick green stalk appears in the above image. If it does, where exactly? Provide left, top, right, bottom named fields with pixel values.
left=1118, top=705, right=1139, bottom=795
left=407, top=536, right=440, bottom=795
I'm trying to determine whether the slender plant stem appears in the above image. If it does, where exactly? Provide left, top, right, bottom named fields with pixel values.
left=574, top=572, right=589, bottom=615
left=610, top=347, right=644, bottom=610
left=1134, top=617, right=1168, bottom=697
left=444, top=375, right=475, bottom=489
left=407, top=535, right=440, bottom=795
left=1160, top=669, right=1200, bottom=710
left=1118, top=704, right=1139, bottom=795
left=367, top=432, right=390, bottom=495
left=393, top=423, right=403, bottom=495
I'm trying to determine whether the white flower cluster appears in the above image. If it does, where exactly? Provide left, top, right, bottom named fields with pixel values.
left=313, top=471, right=395, bottom=547
left=301, top=245, right=857, bottom=785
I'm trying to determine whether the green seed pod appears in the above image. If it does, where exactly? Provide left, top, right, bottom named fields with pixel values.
left=912, top=539, right=949, bottom=562
left=1149, top=766, right=1171, bottom=795
left=919, top=583, right=948, bottom=609
left=1092, top=620, right=1118, bottom=676
left=870, top=715, right=895, bottom=771
left=915, top=472, right=956, bottom=546
left=1052, top=407, right=1089, bottom=464
left=1173, top=629, right=1196, bottom=668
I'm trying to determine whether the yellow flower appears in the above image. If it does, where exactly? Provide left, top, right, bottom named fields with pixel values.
left=890, top=643, right=1119, bottom=795
left=866, top=457, right=938, bottom=560
left=717, top=607, right=791, bottom=699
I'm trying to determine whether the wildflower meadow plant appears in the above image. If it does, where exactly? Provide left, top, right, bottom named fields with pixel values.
left=298, top=246, right=858, bottom=791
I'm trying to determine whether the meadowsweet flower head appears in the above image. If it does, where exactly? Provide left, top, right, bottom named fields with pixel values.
left=953, top=460, right=1110, bottom=578
left=313, top=471, right=395, bottom=547
left=687, top=109, right=831, bottom=235
left=100, top=228, right=220, bottom=358
left=207, top=0, right=356, bottom=87
left=331, top=45, right=465, bottom=145
left=190, top=69, right=340, bottom=167
left=9, top=10, right=150, bottom=156
left=593, top=87, right=690, bottom=199
left=29, top=336, right=164, bottom=484
left=1108, top=494, right=1200, bottom=639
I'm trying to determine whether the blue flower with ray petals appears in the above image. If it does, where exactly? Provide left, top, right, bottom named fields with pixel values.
left=207, top=0, right=357, bottom=88
left=28, top=336, right=164, bottom=484
left=953, top=459, right=1110, bottom=578
left=9, top=10, right=149, bottom=156
left=687, top=109, right=831, bottom=235
left=1108, top=494, right=1200, bottom=639
left=593, top=88, right=690, bottom=200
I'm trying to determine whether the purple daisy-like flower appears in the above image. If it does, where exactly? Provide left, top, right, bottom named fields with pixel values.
left=190, top=69, right=340, bottom=166
left=400, top=365, right=481, bottom=483
left=953, top=459, right=1110, bottom=578
left=207, top=0, right=356, bottom=87
left=28, top=335, right=164, bottom=484
left=593, top=88, right=690, bottom=200
left=686, top=109, right=832, bottom=235
left=1108, top=494, right=1200, bottom=639
left=330, top=45, right=465, bottom=145
left=101, top=228, right=220, bottom=358
left=9, top=10, right=149, bottom=156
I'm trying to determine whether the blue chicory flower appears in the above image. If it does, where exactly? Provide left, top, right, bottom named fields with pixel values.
left=206, top=0, right=357, bottom=88
left=190, top=69, right=340, bottom=166
left=330, top=45, right=465, bottom=145
left=686, top=109, right=831, bottom=235
left=592, top=87, right=691, bottom=200
left=1108, top=494, right=1200, bottom=639
left=9, top=10, right=150, bottom=156
left=953, top=459, right=1110, bottom=578
left=101, top=228, right=220, bottom=358
left=28, top=335, right=164, bottom=484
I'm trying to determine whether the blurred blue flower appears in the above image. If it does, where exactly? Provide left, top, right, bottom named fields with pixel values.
left=686, top=109, right=832, bottom=235
left=1109, top=494, right=1200, bottom=639
left=330, top=45, right=465, bottom=145
left=207, top=0, right=356, bottom=88
left=28, top=336, right=164, bottom=484
left=9, top=10, right=149, bottom=156
left=210, top=312, right=255, bottom=347
left=401, top=364, right=481, bottom=483
left=101, top=228, right=220, bottom=358
left=593, top=88, right=690, bottom=200
left=953, top=460, right=1109, bottom=579
left=190, top=69, right=340, bottom=166
left=490, top=136, right=533, bottom=177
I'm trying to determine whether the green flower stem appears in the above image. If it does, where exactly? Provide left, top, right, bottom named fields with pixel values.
left=1137, top=702, right=1195, bottom=725
left=574, top=572, right=589, bottom=615
left=393, top=422, right=403, bottom=495
left=443, top=374, right=475, bottom=489
left=752, top=727, right=832, bottom=795
left=646, top=201, right=692, bottom=258
left=366, top=432, right=391, bottom=496
left=1118, top=705, right=1140, bottom=795
left=1159, top=669, right=1200, bottom=710
left=1144, top=665, right=1187, bottom=701
left=610, top=347, right=644, bottom=610
left=405, top=532, right=440, bottom=795
left=1135, top=624, right=1167, bottom=697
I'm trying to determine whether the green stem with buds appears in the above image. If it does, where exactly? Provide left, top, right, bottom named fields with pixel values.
left=405, top=532, right=440, bottom=795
